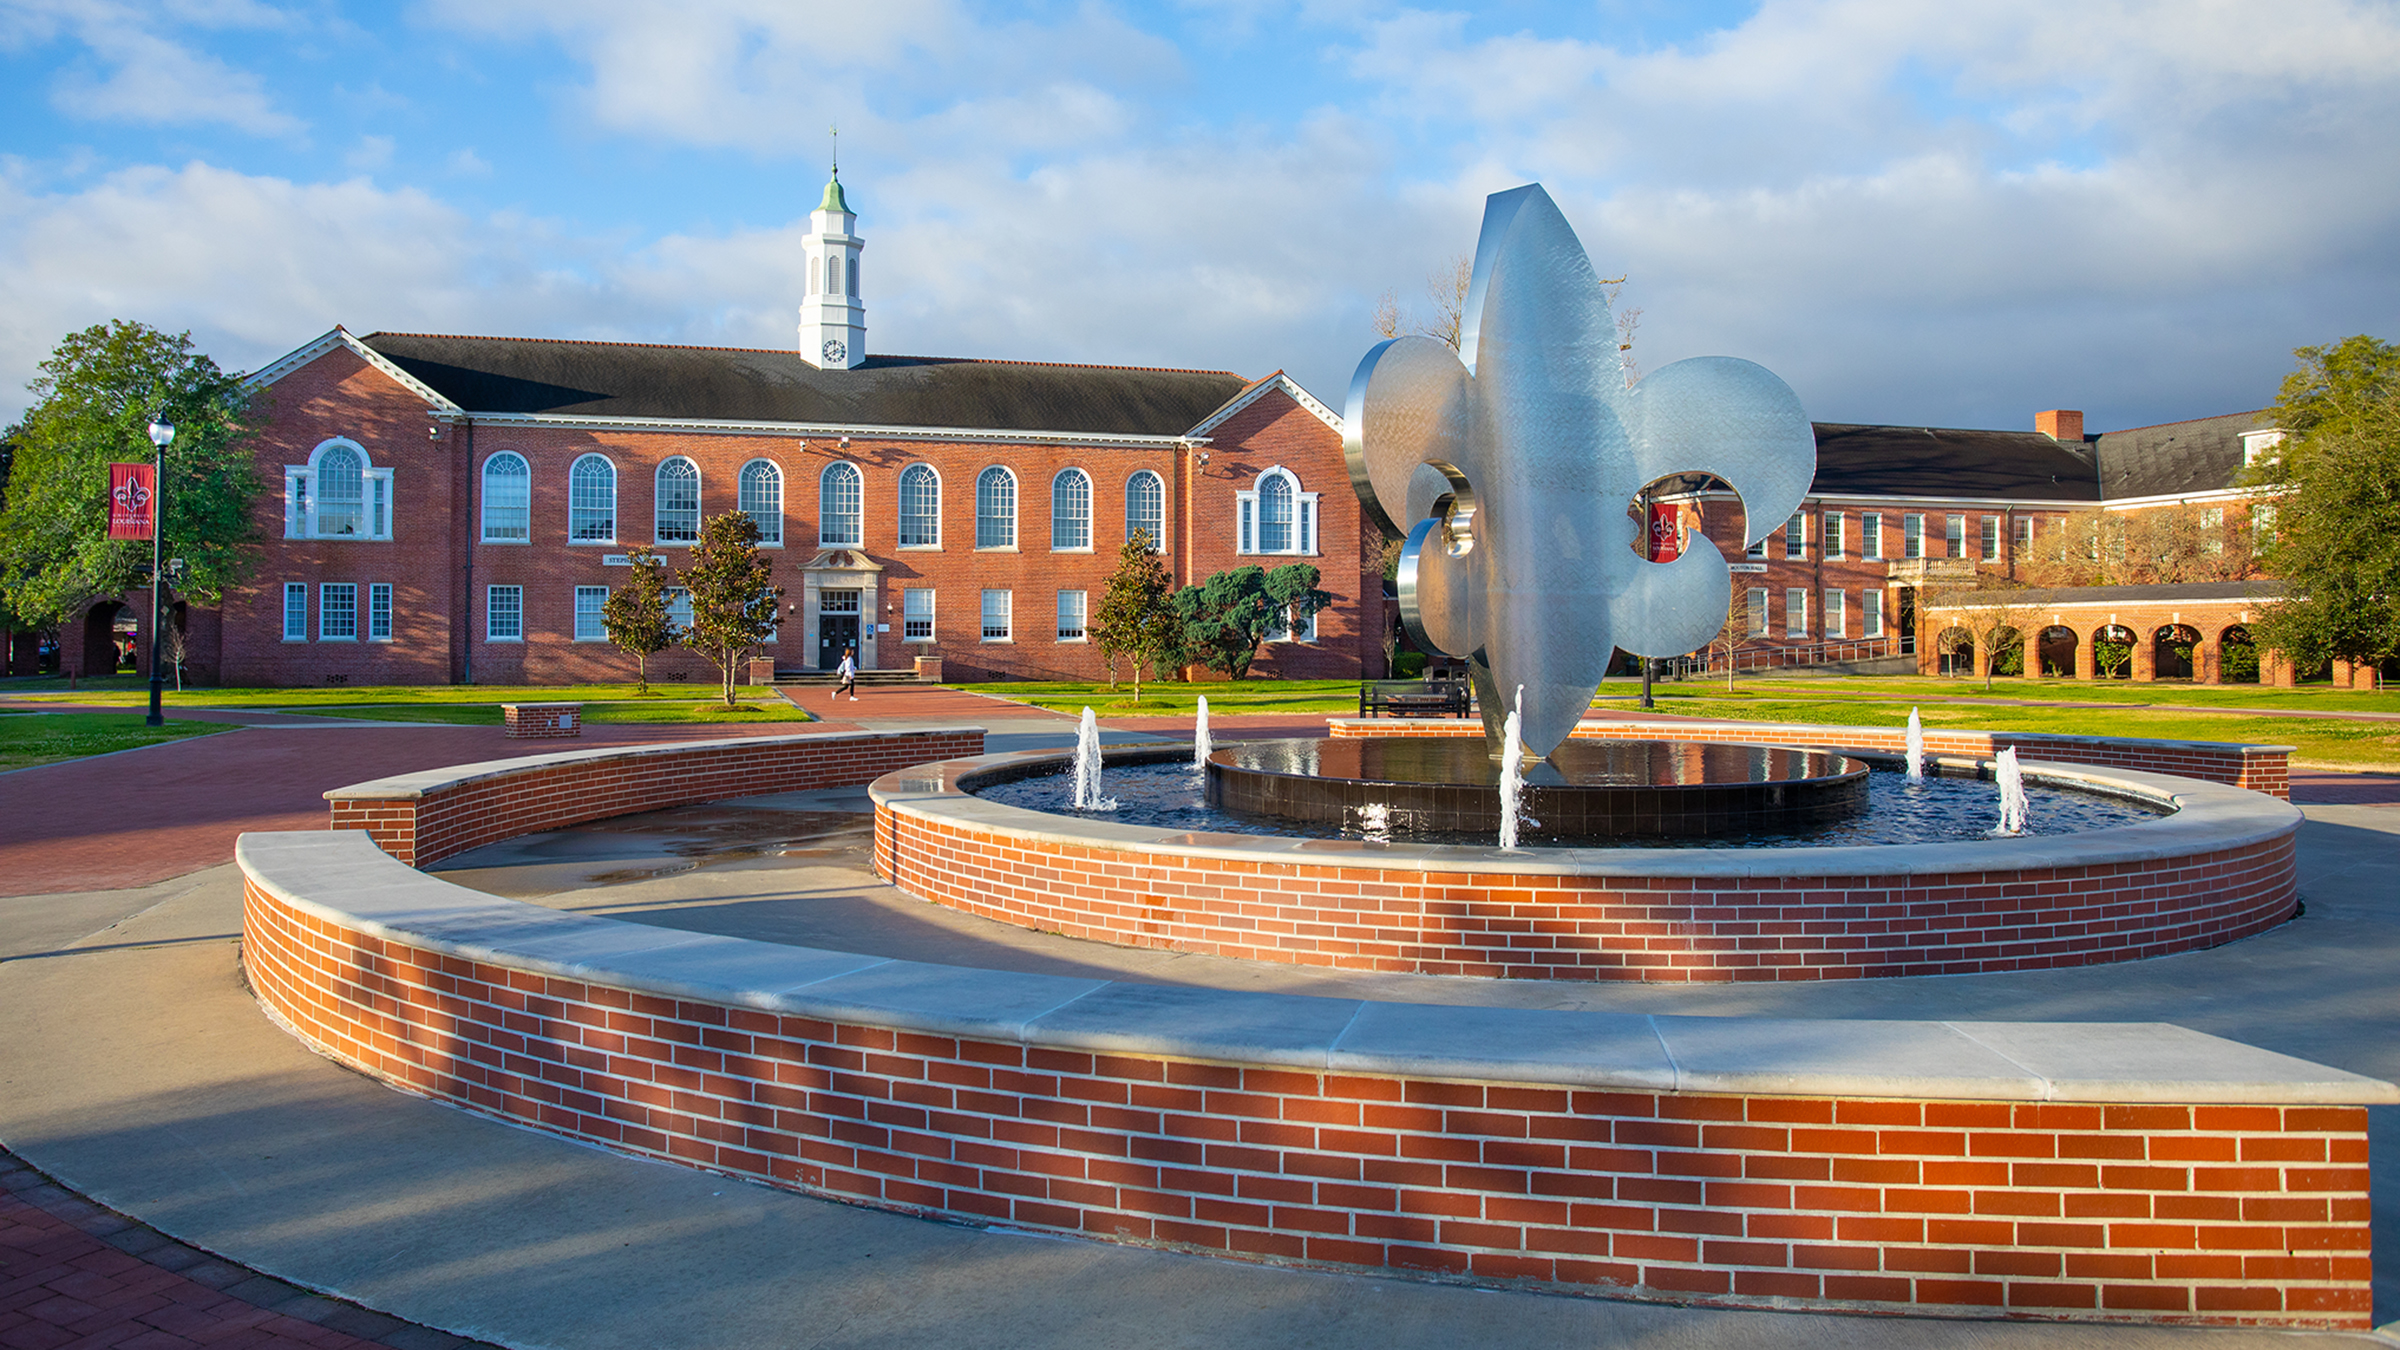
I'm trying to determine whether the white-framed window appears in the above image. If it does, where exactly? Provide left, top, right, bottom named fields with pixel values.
left=2201, top=506, right=2225, bottom=555
left=1783, top=513, right=1805, bottom=560
left=1981, top=516, right=2002, bottom=562
left=486, top=585, right=523, bottom=642
left=1746, top=531, right=1768, bottom=559
left=898, top=464, right=941, bottom=549
left=282, top=583, right=308, bottom=641
left=2242, top=429, right=2287, bottom=467
left=1785, top=587, right=1808, bottom=639
left=903, top=587, right=935, bottom=641
left=481, top=452, right=530, bottom=542
left=2015, top=515, right=2035, bottom=553
left=665, top=586, right=693, bottom=634
left=1236, top=467, right=1317, bottom=555
left=819, top=461, right=862, bottom=546
left=1822, top=512, right=1844, bottom=560
left=655, top=457, right=701, bottom=545
left=740, top=459, right=784, bottom=546
left=1265, top=603, right=1318, bottom=644
left=1126, top=470, right=1165, bottom=550
left=574, top=585, right=609, bottom=642
left=1056, top=590, right=1087, bottom=642
left=320, top=583, right=357, bottom=640
left=1823, top=589, right=1846, bottom=639
left=980, top=588, right=1012, bottom=641
left=570, top=454, right=617, bottom=543
left=284, top=438, right=394, bottom=541
left=1903, top=514, right=1925, bottom=560
left=368, top=583, right=393, bottom=641
left=976, top=467, right=1017, bottom=549
left=1945, top=514, right=1967, bottom=559
left=1051, top=469, right=1092, bottom=551
left=1861, top=512, right=1882, bottom=561
left=1863, top=588, right=1884, bottom=638
left=1745, top=587, right=1768, bottom=638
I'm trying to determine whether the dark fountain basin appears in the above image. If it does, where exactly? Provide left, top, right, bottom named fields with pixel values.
left=1204, top=737, right=1867, bottom=841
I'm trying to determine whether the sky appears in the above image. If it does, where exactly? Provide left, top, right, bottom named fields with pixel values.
left=2, top=0, right=2396, bottom=432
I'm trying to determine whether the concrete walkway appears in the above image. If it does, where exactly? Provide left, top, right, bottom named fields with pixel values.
left=0, top=694, right=2395, bottom=1347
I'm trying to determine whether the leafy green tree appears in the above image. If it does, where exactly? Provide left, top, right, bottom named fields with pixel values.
left=1090, top=528, right=1179, bottom=701
left=1172, top=563, right=1330, bottom=680
left=2250, top=336, right=2400, bottom=672
left=0, top=322, right=260, bottom=629
left=601, top=545, right=676, bottom=694
left=678, top=511, right=781, bottom=707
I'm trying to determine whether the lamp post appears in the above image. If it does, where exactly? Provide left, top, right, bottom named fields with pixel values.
left=145, top=419, right=173, bottom=727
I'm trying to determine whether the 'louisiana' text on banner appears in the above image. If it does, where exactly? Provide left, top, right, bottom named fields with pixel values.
left=109, top=463, right=156, bottom=541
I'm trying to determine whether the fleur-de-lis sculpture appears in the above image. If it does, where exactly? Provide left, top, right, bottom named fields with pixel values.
left=1346, top=184, right=1815, bottom=761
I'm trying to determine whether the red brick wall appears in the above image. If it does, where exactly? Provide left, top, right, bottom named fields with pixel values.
left=1331, top=719, right=2293, bottom=799
left=328, top=729, right=982, bottom=866
left=875, top=801, right=2297, bottom=984
left=239, top=884, right=2375, bottom=1329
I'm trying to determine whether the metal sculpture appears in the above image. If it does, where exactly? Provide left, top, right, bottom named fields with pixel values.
left=1346, top=183, right=1816, bottom=760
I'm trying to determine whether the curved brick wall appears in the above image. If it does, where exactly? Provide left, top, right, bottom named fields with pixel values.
left=873, top=749, right=2301, bottom=983
left=327, top=727, right=985, bottom=867
left=238, top=831, right=2389, bottom=1330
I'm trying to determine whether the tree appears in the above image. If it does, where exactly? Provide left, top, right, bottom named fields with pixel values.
left=1091, top=529, right=1179, bottom=702
left=2250, top=336, right=2400, bottom=672
left=677, top=512, right=781, bottom=708
left=1928, top=583, right=2030, bottom=691
left=1707, top=589, right=1750, bottom=692
left=602, top=545, right=676, bottom=693
left=1172, top=563, right=1330, bottom=680
left=0, top=322, right=261, bottom=630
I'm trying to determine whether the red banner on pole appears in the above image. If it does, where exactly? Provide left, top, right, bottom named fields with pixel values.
left=109, top=463, right=156, bottom=541
left=1646, top=501, right=1681, bottom=562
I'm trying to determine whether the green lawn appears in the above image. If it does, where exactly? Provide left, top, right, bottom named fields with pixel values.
left=0, top=682, right=811, bottom=726
left=957, top=679, right=1363, bottom=715
left=1707, top=674, right=2397, bottom=713
left=0, top=712, right=230, bottom=771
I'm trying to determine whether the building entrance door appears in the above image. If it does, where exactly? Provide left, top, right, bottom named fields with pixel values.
left=818, top=589, right=861, bottom=669
left=1896, top=587, right=1917, bottom=656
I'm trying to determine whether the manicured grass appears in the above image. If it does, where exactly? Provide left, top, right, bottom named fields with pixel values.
left=1711, top=674, right=2396, bottom=713
left=0, top=682, right=811, bottom=725
left=957, top=679, right=1363, bottom=715
left=0, top=712, right=230, bottom=771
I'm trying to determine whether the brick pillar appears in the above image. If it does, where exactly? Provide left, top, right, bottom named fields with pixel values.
left=2073, top=638, right=2095, bottom=681
left=2264, top=648, right=2297, bottom=687
left=2332, top=659, right=2355, bottom=688
left=2132, top=632, right=2157, bottom=682
left=2197, top=637, right=2221, bottom=685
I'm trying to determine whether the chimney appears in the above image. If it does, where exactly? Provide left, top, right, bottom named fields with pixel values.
left=2036, top=409, right=2084, bottom=443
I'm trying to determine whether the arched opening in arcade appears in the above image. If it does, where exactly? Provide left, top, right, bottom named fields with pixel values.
left=1935, top=626, right=1974, bottom=677
left=2036, top=625, right=2079, bottom=678
left=79, top=602, right=127, bottom=675
left=2154, top=624, right=2201, bottom=681
left=1989, top=625, right=2025, bottom=678
left=2093, top=624, right=2136, bottom=680
left=2219, top=624, right=2259, bottom=684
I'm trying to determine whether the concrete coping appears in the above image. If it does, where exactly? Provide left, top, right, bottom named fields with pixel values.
left=500, top=702, right=583, bottom=710
left=323, top=726, right=991, bottom=803
left=236, top=829, right=2397, bottom=1105
left=870, top=744, right=2302, bottom=880
left=1324, top=717, right=2299, bottom=757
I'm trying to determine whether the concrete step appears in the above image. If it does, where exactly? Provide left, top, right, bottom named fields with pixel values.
left=768, top=670, right=927, bottom=686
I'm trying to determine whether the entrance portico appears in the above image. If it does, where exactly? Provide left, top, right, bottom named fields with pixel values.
left=798, top=548, right=883, bottom=671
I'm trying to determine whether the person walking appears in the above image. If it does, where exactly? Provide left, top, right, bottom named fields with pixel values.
left=836, top=646, right=859, bottom=701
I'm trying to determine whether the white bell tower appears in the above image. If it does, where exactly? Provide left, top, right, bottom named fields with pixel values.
left=799, top=143, right=866, bottom=371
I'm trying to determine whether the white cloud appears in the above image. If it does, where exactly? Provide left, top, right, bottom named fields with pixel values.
left=9, top=0, right=304, bottom=136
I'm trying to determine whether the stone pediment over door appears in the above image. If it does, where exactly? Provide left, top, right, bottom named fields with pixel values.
left=800, top=548, right=885, bottom=577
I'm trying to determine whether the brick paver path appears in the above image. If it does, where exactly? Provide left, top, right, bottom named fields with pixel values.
left=0, top=1149, right=497, bottom=1350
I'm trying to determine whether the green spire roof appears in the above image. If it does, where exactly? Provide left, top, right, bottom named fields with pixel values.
left=819, top=172, right=851, bottom=215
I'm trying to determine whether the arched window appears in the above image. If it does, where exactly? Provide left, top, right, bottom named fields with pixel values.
left=569, top=454, right=617, bottom=543
left=1126, top=470, right=1165, bottom=550
left=827, top=255, right=841, bottom=295
left=655, top=457, right=701, bottom=545
left=481, top=453, right=529, bottom=542
left=1051, top=469, right=1092, bottom=551
left=739, top=459, right=783, bottom=545
left=898, top=464, right=941, bottom=548
left=976, top=467, right=1017, bottom=549
left=1235, top=467, right=1318, bottom=556
left=820, top=462, right=863, bottom=546
left=846, top=256, right=858, bottom=295
left=286, top=439, right=394, bottom=541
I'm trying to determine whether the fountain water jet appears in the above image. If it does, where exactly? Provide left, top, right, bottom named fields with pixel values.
left=1071, top=707, right=1116, bottom=811
left=1192, top=695, right=1212, bottom=772
left=1497, top=686, right=1539, bottom=849
left=1905, top=708, right=1926, bottom=783
left=1993, top=746, right=2029, bottom=836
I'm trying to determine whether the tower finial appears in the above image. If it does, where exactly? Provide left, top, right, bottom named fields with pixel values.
left=830, top=123, right=838, bottom=176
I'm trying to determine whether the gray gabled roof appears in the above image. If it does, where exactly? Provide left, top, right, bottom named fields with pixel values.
left=357, top=333, right=1252, bottom=439
left=1809, top=423, right=2101, bottom=502
left=2090, top=409, right=2270, bottom=499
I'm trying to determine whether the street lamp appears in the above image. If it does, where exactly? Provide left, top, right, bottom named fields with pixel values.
left=145, top=418, right=173, bottom=727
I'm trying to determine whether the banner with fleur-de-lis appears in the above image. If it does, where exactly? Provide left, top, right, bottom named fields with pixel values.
left=1345, top=184, right=1815, bottom=760
left=109, top=463, right=156, bottom=541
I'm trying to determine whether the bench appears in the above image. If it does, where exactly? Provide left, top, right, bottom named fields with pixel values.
left=1357, top=676, right=1470, bottom=718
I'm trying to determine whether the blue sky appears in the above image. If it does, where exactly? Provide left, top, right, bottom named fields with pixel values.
left=3, top=0, right=2397, bottom=431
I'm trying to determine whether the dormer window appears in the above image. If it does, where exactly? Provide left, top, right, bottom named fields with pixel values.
left=285, top=438, right=393, bottom=540
left=2242, top=429, right=2286, bottom=467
